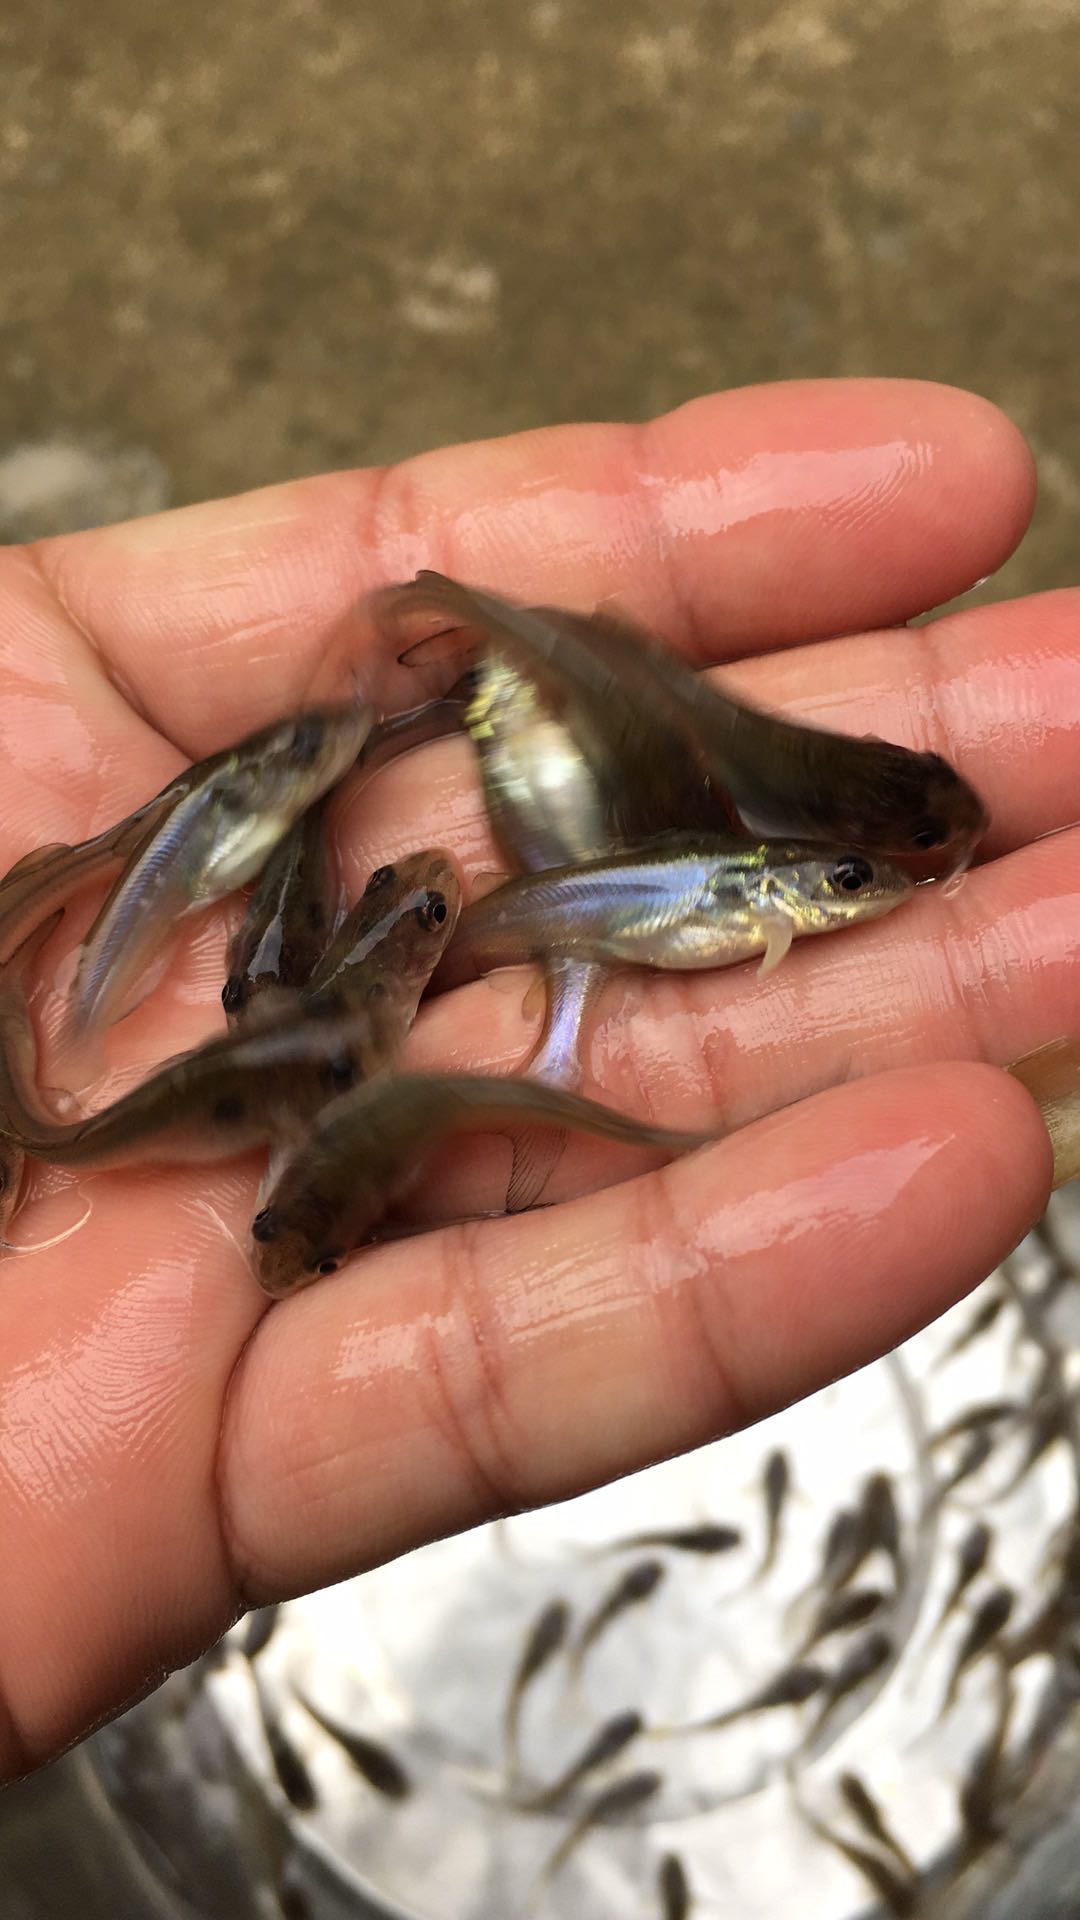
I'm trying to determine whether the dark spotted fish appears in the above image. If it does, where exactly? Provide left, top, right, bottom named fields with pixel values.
left=253, top=1674, right=317, bottom=1812
left=805, top=1630, right=894, bottom=1741
left=542, top=1769, right=663, bottom=1883
left=796, top=1586, right=889, bottom=1659
left=935, top=1287, right=1007, bottom=1367
left=603, top=1523, right=742, bottom=1558
left=861, top=1472, right=904, bottom=1588
left=690, top=1662, right=827, bottom=1734
left=942, top=1587, right=1015, bottom=1712
left=297, top=1694, right=411, bottom=1799
left=503, top=1599, right=571, bottom=1769
left=958, top=1661, right=1013, bottom=1844
left=837, top=1772, right=915, bottom=1876
left=658, top=1851, right=691, bottom=1920
left=758, top=1448, right=792, bottom=1579
left=570, top=1561, right=666, bottom=1676
left=519, top=1709, right=643, bottom=1811
left=805, top=1813, right=918, bottom=1917
left=930, top=1523, right=992, bottom=1641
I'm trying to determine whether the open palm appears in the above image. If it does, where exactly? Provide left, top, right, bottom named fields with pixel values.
left=0, top=378, right=1064, bottom=1783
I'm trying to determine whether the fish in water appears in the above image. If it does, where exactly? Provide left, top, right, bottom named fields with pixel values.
left=804, top=1630, right=894, bottom=1742
left=249, top=1071, right=715, bottom=1296
left=431, top=837, right=912, bottom=992
left=223, top=798, right=337, bottom=1023
left=569, top=1561, right=666, bottom=1677
left=930, top=1523, right=992, bottom=1640
left=799, top=1801, right=918, bottom=1918
left=758, top=1448, right=792, bottom=1580
left=503, top=1598, right=571, bottom=1770
left=68, top=701, right=373, bottom=1045
left=253, top=1673, right=317, bottom=1813
left=942, top=1587, right=1015, bottom=1713
left=687, top=1661, right=828, bottom=1734
left=837, top=1772, right=916, bottom=1876
left=240, top=1605, right=281, bottom=1661
left=861, top=1472, right=904, bottom=1589
left=378, top=573, right=988, bottom=871
left=795, top=1586, right=889, bottom=1660
left=957, top=1660, right=1014, bottom=1845
left=541, top=1769, right=663, bottom=1883
left=935, top=1285, right=1008, bottom=1367
left=519, top=1709, right=643, bottom=1811
left=601, top=1522, right=742, bottom=1558
left=296, top=1693, right=411, bottom=1799
left=657, top=1852, right=691, bottom=1920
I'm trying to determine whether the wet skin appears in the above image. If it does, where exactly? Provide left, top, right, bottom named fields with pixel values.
left=0, top=380, right=1065, bottom=1788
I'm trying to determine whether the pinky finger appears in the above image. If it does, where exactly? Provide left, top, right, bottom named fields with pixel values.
left=220, top=1062, right=1051, bottom=1602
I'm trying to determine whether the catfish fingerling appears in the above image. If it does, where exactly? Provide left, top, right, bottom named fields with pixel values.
left=69, top=702, right=373, bottom=1043
left=301, top=851, right=460, bottom=1028
left=379, top=573, right=988, bottom=867
left=569, top=1561, right=665, bottom=1675
left=223, top=799, right=337, bottom=1023
left=504, top=1598, right=571, bottom=1769
left=432, top=839, right=911, bottom=991
left=251, top=1071, right=715, bottom=1296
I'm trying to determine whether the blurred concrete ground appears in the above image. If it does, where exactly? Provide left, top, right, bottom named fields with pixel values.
left=0, top=0, right=1077, bottom=602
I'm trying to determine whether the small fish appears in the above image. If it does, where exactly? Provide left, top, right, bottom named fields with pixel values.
left=930, top=1523, right=992, bottom=1640
left=993, top=1395, right=1070, bottom=1499
left=253, top=1674, right=317, bottom=1812
left=0, top=802, right=178, bottom=967
left=223, top=799, right=336, bottom=1022
left=240, top=1605, right=281, bottom=1661
left=519, top=1709, right=643, bottom=1811
left=1008, top=1039, right=1080, bottom=1189
left=931, top=1400, right=1021, bottom=1448
left=806, top=1630, right=894, bottom=1741
left=935, top=1287, right=1007, bottom=1367
left=837, top=1773, right=915, bottom=1876
left=691, top=1661, right=827, bottom=1733
left=861, top=1472, right=904, bottom=1588
left=379, top=574, right=988, bottom=870
left=957, top=1660, right=1013, bottom=1843
left=297, top=1694, right=411, bottom=1799
left=301, top=851, right=460, bottom=1029
left=804, top=1811, right=917, bottom=1917
left=604, top=1522, right=742, bottom=1557
left=796, top=1586, right=889, bottom=1657
left=817, top=1509, right=866, bottom=1590
left=0, top=858, right=460, bottom=1170
left=942, top=1587, right=1015, bottom=1712
left=250, top=1071, right=714, bottom=1295
left=431, top=837, right=912, bottom=992
left=503, top=1599, right=571, bottom=1769
left=542, top=1769, right=663, bottom=1883
left=69, top=702, right=372, bottom=1043
left=934, top=1428, right=998, bottom=1503
left=657, top=1852, right=691, bottom=1920
left=758, top=1449, right=792, bottom=1579
left=570, top=1561, right=666, bottom=1675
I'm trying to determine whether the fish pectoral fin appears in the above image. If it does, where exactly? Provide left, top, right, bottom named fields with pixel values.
left=758, top=918, right=794, bottom=976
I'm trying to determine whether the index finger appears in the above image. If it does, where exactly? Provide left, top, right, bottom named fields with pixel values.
left=32, top=379, right=1033, bottom=754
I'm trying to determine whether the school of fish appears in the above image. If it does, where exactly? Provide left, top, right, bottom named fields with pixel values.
left=0, top=569, right=1002, bottom=1291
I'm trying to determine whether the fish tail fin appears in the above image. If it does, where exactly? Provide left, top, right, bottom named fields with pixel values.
left=506, top=1125, right=568, bottom=1213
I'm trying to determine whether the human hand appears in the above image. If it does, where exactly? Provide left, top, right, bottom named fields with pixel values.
left=0, top=379, right=1061, bottom=1781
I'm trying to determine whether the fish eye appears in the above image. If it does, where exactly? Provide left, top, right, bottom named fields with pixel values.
left=221, top=976, right=245, bottom=1015
left=251, top=1208, right=278, bottom=1243
left=830, top=856, right=875, bottom=894
left=416, top=889, right=448, bottom=930
left=309, top=1250, right=343, bottom=1276
left=291, top=716, right=324, bottom=765
left=911, top=816, right=947, bottom=851
left=321, top=1052, right=355, bottom=1094
left=365, top=864, right=396, bottom=892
